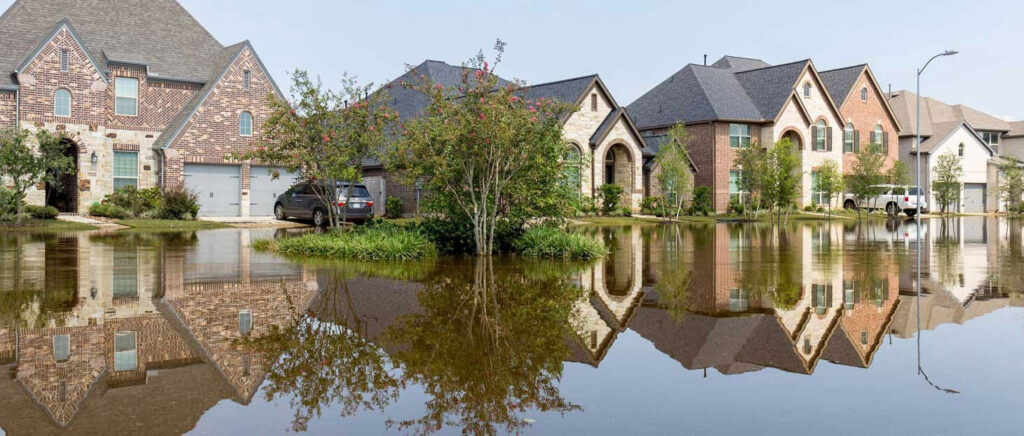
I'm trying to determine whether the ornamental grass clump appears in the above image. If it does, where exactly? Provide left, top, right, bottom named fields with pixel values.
left=255, top=226, right=436, bottom=261
left=513, top=226, right=607, bottom=260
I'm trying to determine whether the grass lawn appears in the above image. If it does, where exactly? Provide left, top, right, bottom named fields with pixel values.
left=115, top=219, right=230, bottom=231
left=0, top=220, right=98, bottom=232
left=574, top=216, right=667, bottom=226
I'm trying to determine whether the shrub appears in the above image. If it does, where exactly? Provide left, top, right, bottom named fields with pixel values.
left=513, top=226, right=608, bottom=260
left=599, top=184, right=623, bottom=215
left=0, top=188, right=19, bottom=221
left=385, top=196, right=403, bottom=219
left=24, top=204, right=59, bottom=220
left=89, top=202, right=129, bottom=219
left=803, top=205, right=816, bottom=212
left=619, top=206, right=633, bottom=217
left=727, top=198, right=744, bottom=215
left=640, top=196, right=663, bottom=216
left=104, top=186, right=163, bottom=217
left=409, top=217, right=522, bottom=255
left=569, top=193, right=598, bottom=216
left=256, top=226, right=436, bottom=261
left=160, top=187, right=200, bottom=220
left=689, top=187, right=712, bottom=216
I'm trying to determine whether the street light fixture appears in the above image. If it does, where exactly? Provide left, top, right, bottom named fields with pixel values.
left=914, top=49, right=957, bottom=375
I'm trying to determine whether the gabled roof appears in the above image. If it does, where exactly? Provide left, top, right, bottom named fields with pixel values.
left=380, top=59, right=511, bottom=123
left=14, top=18, right=107, bottom=82
left=888, top=90, right=1010, bottom=137
left=710, top=55, right=772, bottom=72
left=733, top=60, right=811, bottom=120
left=0, top=0, right=228, bottom=87
left=1007, top=121, right=1024, bottom=138
left=819, top=64, right=865, bottom=107
left=520, top=74, right=602, bottom=107
left=915, top=120, right=995, bottom=156
left=640, top=133, right=698, bottom=172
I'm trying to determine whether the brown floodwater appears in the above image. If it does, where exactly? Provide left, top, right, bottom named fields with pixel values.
left=0, top=217, right=1021, bottom=435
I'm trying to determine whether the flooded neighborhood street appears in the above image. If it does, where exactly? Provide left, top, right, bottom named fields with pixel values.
left=1, top=218, right=1022, bottom=435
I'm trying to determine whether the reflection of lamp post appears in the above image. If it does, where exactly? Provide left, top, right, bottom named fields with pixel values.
left=914, top=49, right=957, bottom=375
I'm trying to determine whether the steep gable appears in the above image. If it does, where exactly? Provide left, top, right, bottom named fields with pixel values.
left=821, top=65, right=903, bottom=132
left=710, top=55, right=771, bottom=72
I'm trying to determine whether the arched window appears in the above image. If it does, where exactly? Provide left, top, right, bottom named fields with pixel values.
left=861, top=87, right=868, bottom=102
left=814, top=119, right=827, bottom=151
left=958, top=143, right=965, bottom=157
left=804, top=82, right=812, bottom=97
left=239, top=111, right=253, bottom=136
left=843, top=123, right=855, bottom=153
left=54, top=88, right=71, bottom=117
left=564, top=144, right=582, bottom=189
left=874, top=124, right=885, bottom=153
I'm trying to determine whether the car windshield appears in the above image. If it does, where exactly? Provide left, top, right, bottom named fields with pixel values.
left=908, top=187, right=924, bottom=196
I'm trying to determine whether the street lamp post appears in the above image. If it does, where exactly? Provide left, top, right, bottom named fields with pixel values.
left=914, top=49, right=957, bottom=374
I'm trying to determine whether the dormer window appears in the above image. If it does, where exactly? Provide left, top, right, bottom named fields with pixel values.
left=60, top=49, right=69, bottom=72
left=803, top=83, right=812, bottom=98
left=860, top=87, right=868, bottom=102
left=243, top=70, right=251, bottom=90
left=115, top=77, right=138, bottom=116
left=54, top=88, right=71, bottom=117
left=590, top=93, right=597, bottom=112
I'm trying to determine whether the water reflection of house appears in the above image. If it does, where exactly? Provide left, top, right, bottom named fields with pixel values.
left=0, top=230, right=315, bottom=430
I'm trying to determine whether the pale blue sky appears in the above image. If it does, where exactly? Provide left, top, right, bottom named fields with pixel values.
left=7, top=0, right=1023, bottom=120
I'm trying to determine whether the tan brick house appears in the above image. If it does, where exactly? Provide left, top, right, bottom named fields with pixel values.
left=0, top=0, right=284, bottom=217
left=628, top=56, right=848, bottom=212
left=364, top=60, right=648, bottom=213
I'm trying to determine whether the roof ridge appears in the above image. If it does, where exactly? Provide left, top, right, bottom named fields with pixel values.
left=818, top=64, right=867, bottom=73
left=687, top=66, right=719, bottom=118
left=523, top=74, right=598, bottom=89
left=721, top=55, right=766, bottom=61
left=174, top=0, right=223, bottom=48
left=733, top=59, right=810, bottom=74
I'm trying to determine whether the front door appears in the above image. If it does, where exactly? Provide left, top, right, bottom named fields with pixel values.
left=45, top=140, right=79, bottom=213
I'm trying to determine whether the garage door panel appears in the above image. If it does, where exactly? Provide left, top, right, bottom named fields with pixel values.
left=963, top=183, right=986, bottom=213
left=184, top=164, right=241, bottom=217
left=250, top=167, right=299, bottom=217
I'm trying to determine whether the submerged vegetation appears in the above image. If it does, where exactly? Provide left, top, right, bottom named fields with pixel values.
left=254, top=226, right=437, bottom=261
left=513, top=226, right=607, bottom=260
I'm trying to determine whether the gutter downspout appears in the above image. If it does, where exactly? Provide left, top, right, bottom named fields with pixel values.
left=15, top=87, right=20, bottom=129
left=158, top=149, right=165, bottom=189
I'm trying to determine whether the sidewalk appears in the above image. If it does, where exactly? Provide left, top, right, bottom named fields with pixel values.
left=198, top=216, right=312, bottom=229
left=56, top=214, right=128, bottom=230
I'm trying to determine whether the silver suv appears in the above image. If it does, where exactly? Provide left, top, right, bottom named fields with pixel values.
left=843, top=185, right=928, bottom=217
left=274, top=182, right=375, bottom=226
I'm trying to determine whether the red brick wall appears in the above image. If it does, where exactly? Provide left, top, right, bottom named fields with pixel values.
left=0, top=91, right=15, bottom=128
left=16, top=326, right=105, bottom=426
left=17, top=28, right=105, bottom=127
left=364, top=167, right=422, bottom=215
left=164, top=47, right=277, bottom=190
left=685, top=122, right=763, bottom=212
left=106, top=64, right=199, bottom=131
left=839, top=71, right=899, bottom=174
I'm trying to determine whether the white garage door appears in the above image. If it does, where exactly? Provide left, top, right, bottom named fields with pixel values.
left=963, top=183, right=986, bottom=213
left=250, top=167, right=300, bottom=217
left=184, top=164, right=241, bottom=217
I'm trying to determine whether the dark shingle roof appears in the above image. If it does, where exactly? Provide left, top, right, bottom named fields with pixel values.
left=380, top=60, right=511, bottom=123
left=591, top=107, right=623, bottom=146
left=519, top=74, right=597, bottom=105
left=733, top=60, right=809, bottom=120
left=819, top=64, right=865, bottom=107
left=709, top=55, right=771, bottom=72
left=0, top=0, right=228, bottom=87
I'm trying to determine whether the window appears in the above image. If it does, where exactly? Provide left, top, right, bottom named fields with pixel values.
left=843, top=124, right=855, bottom=153
left=239, top=309, right=253, bottom=336
left=873, top=125, right=886, bottom=153
left=814, top=120, right=828, bottom=151
left=114, top=332, right=138, bottom=372
left=113, top=246, right=138, bottom=298
left=958, top=143, right=965, bottom=157
left=861, top=331, right=868, bottom=345
left=729, top=289, right=749, bottom=312
left=803, top=82, right=811, bottom=98
left=860, top=87, right=868, bottom=102
left=54, top=88, right=71, bottom=117
left=981, top=131, right=1000, bottom=152
left=564, top=144, right=581, bottom=189
left=60, top=48, right=69, bottom=72
left=113, top=151, right=138, bottom=190
left=115, top=77, right=138, bottom=116
left=591, top=94, right=598, bottom=111
left=53, top=335, right=70, bottom=361
left=729, top=123, right=751, bottom=148
left=843, top=281, right=856, bottom=310
left=239, top=111, right=253, bottom=136
left=243, top=69, right=252, bottom=90
left=812, top=284, right=832, bottom=315
left=729, top=170, right=745, bottom=202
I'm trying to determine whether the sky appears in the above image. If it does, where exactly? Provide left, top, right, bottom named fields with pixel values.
left=5, top=0, right=1023, bottom=121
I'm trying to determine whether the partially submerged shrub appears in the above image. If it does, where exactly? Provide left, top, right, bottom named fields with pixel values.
left=24, top=205, right=59, bottom=220
left=256, top=226, right=436, bottom=261
left=599, top=184, right=624, bottom=215
left=640, top=196, right=663, bottom=216
left=385, top=196, right=403, bottom=219
left=89, top=202, right=129, bottom=219
left=408, top=217, right=522, bottom=255
left=689, top=187, right=712, bottom=216
left=160, top=187, right=200, bottom=220
left=513, top=226, right=607, bottom=260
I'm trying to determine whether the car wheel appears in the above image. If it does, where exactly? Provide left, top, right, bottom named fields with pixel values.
left=886, top=202, right=899, bottom=217
left=905, top=209, right=917, bottom=218
left=313, top=209, right=326, bottom=227
left=844, top=200, right=857, bottom=210
left=274, top=204, right=286, bottom=220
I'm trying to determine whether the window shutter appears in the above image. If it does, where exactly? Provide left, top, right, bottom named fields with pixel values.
left=826, top=127, right=833, bottom=151
left=869, top=131, right=876, bottom=146
left=811, top=127, right=819, bottom=150
left=883, top=132, right=890, bottom=154
left=854, top=130, right=860, bottom=152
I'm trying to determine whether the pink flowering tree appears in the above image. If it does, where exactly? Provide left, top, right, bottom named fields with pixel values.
left=389, top=41, right=575, bottom=256
left=232, top=70, right=394, bottom=227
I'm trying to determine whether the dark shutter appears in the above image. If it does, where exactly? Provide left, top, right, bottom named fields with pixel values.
left=811, top=127, right=819, bottom=150
left=883, top=131, right=890, bottom=154
left=826, top=127, right=833, bottom=151
left=869, top=131, right=876, bottom=147
left=854, top=130, right=860, bottom=152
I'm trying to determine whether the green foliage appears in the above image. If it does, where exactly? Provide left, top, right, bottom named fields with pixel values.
left=0, top=188, right=19, bottom=221
left=390, top=41, right=575, bottom=255
left=102, top=186, right=164, bottom=217
left=640, top=196, right=663, bottom=216
left=256, top=226, right=436, bottom=261
left=513, top=226, right=607, bottom=259
left=384, top=195, right=403, bottom=219
left=933, top=152, right=963, bottom=214
left=763, top=139, right=802, bottom=219
left=656, top=123, right=695, bottom=218
left=24, top=205, right=58, bottom=220
left=1000, top=163, right=1024, bottom=213
left=409, top=217, right=522, bottom=255
left=803, top=205, right=816, bottom=212
left=813, top=158, right=844, bottom=216
left=688, top=186, right=712, bottom=216
left=887, top=159, right=911, bottom=186
left=735, top=146, right=768, bottom=214
left=159, top=187, right=200, bottom=220
left=0, top=128, right=76, bottom=221
left=230, top=70, right=393, bottom=228
left=846, top=146, right=887, bottom=218
left=728, top=197, right=745, bottom=215
left=599, top=184, right=624, bottom=215
left=89, top=202, right=129, bottom=219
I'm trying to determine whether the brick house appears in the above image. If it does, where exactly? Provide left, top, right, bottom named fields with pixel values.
left=628, top=56, right=848, bottom=212
left=818, top=64, right=902, bottom=192
left=0, top=0, right=284, bottom=217
left=364, top=60, right=648, bottom=214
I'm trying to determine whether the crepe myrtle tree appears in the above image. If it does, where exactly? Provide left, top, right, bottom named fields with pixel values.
left=735, top=145, right=768, bottom=217
left=846, top=146, right=887, bottom=219
left=231, top=70, right=394, bottom=228
left=390, top=40, right=575, bottom=256
left=933, top=152, right=963, bottom=215
left=0, top=128, right=76, bottom=221
left=655, top=123, right=694, bottom=220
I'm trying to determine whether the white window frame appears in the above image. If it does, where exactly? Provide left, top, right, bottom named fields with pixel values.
left=53, top=335, right=70, bottom=362
left=54, top=88, right=71, bottom=117
left=240, top=111, right=253, bottom=136
left=113, top=151, right=139, bottom=190
left=729, top=123, right=751, bottom=149
left=803, top=83, right=812, bottom=98
left=114, top=332, right=138, bottom=372
left=115, top=77, right=139, bottom=116
left=239, top=309, right=253, bottom=335
left=860, top=87, right=868, bottom=102
left=729, top=169, right=746, bottom=203
left=814, top=120, right=827, bottom=151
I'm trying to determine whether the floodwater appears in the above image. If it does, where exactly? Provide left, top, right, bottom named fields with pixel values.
left=0, top=217, right=1021, bottom=435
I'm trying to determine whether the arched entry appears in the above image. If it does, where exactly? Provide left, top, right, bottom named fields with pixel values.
left=781, top=129, right=803, bottom=150
left=46, top=138, right=80, bottom=213
left=603, top=143, right=633, bottom=197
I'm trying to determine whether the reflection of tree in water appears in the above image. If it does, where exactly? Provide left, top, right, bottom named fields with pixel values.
left=384, top=257, right=583, bottom=435
left=0, top=234, right=79, bottom=328
left=933, top=219, right=964, bottom=290
left=655, top=225, right=693, bottom=322
left=734, top=224, right=803, bottom=310
left=997, top=221, right=1023, bottom=296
